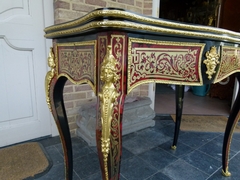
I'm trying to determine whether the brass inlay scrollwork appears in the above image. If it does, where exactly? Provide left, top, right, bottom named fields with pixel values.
left=214, top=46, right=240, bottom=83
left=203, top=46, right=220, bottom=80
left=98, top=36, right=108, bottom=62
left=99, top=45, right=120, bottom=180
left=45, top=47, right=56, bottom=111
left=56, top=41, right=96, bottom=93
left=128, top=38, right=205, bottom=93
left=59, top=49, right=93, bottom=79
left=110, top=35, right=125, bottom=177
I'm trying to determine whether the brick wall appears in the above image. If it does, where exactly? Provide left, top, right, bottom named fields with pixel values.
left=54, top=0, right=153, bottom=135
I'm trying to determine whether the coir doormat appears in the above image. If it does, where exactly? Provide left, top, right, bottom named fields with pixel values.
left=171, top=115, right=240, bottom=133
left=0, top=142, right=52, bottom=180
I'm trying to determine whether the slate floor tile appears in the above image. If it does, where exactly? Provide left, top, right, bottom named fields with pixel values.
left=138, top=146, right=178, bottom=170
left=179, top=131, right=220, bottom=149
left=45, top=145, right=64, bottom=165
left=232, top=132, right=240, bottom=141
left=37, top=163, right=80, bottom=180
left=73, top=152, right=100, bottom=179
left=121, top=147, right=135, bottom=161
left=153, top=123, right=175, bottom=137
left=146, top=172, right=172, bottom=180
left=137, top=128, right=172, bottom=147
left=122, top=135, right=157, bottom=155
left=38, top=136, right=61, bottom=147
left=228, top=138, right=240, bottom=153
left=198, top=136, right=235, bottom=161
left=161, top=159, right=209, bottom=180
left=55, top=141, right=93, bottom=159
left=82, top=171, right=102, bottom=180
left=181, top=149, right=221, bottom=175
left=120, top=156, right=158, bottom=180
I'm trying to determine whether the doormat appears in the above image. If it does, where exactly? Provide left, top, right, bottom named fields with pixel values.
left=0, top=142, right=52, bottom=180
left=171, top=115, right=240, bottom=133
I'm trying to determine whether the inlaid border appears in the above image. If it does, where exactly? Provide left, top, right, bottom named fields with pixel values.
left=128, top=38, right=205, bottom=94
left=55, top=40, right=97, bottom=93
left=214, top=46, right=240, bottom=83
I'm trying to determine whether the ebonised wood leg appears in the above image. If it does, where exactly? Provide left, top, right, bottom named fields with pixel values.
left=222, top=74, right=240, bottom=176
left=50, top=77, right=73, bottom=180
left=171, top=85, right=185, bottom=149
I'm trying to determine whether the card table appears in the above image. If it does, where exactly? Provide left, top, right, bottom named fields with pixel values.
left=44, top=8, right=240, bottom=180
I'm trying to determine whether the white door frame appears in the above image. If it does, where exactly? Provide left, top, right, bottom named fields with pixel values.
left=148, top=0, right=160, bottom=109
left=43, top=0, right=59, bottom=136
left=0, top=0, right=58, bottom=147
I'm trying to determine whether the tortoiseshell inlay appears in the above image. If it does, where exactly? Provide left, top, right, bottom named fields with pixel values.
left=56, top=41, right=96, bottom=90
left=128, top=38, right=205, bottom=93
left=215, top=46, right=240, bottom=83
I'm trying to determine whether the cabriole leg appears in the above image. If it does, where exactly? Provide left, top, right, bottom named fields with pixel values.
left=222, top=74, right=240, bottom=176
left=50, top=77, right=73, bottom=180
left=45, top=48, right=73, bottom=180
left=171, top=85, right=185, bottom=149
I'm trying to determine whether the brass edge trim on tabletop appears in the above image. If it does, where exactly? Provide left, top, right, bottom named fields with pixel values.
left=55, top=41, right=97, bottom=94
left=45, top=47, right=56, bottom=111
left=45, top=21, right=240, bottom=43
left=214, top=46, right=240, bottom=83
left=98, top=45, right=120, bottom=180
left=203, top=46, right=220, bottom=80
left=44, top=9, right=240, bottom=39
left=127, top=37, right=205, bottom=94
left=56, top=40, right=96, bottom=46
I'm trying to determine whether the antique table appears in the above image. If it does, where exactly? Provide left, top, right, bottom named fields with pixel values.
left=44, top=8, right=240, bottom=180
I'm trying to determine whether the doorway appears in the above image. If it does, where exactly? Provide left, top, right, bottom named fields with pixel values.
left=154, top=0, right=232, bottom=116
left=0, top=0, right=55, bottom=147
left=155, top=84, right=231, bottom=115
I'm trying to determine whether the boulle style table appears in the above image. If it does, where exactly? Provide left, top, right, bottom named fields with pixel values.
left=44, top=8, right=240, bottom=180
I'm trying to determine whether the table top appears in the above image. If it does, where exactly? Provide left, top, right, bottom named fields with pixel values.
left=44, top=8, right=240, bottom=44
